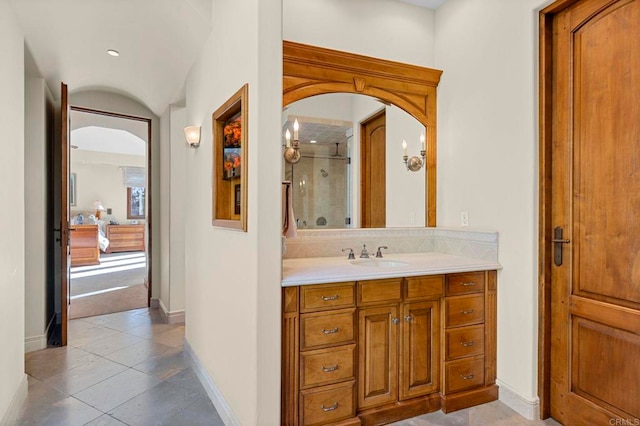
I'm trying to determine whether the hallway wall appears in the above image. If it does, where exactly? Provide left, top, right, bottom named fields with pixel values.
left=0, top=0, right=26, bottom=420
left=183, top=0, right=282, bottom=423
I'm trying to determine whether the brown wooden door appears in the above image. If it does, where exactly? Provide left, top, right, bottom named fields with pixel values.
left=53, top=82, right=70, bottom=346
left=399, top=301, right=439, bottom=401
left=549, top=0, right=640, bottom=423
left=358, top=304, right=398, bottom=410
left=360, top=110, right=386, bottom=228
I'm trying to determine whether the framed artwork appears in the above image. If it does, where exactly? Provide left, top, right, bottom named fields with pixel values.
left=70, top=173, right=77, bottom=206
left=212, top=84, right=248, bottom=231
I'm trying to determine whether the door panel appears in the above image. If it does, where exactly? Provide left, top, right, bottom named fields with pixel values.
left=358, top=305, right=398, bottom=410
left=550, top=0, right=640, bottom=422
left=360, top=111, right=386, bottom=228
left=399, top=301, right=439, bottom=400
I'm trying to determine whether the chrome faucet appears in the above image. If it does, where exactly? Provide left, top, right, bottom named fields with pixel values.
left=342, top=248, right=355, bottom=260
left=360, top=244, right=370, bottom=259
left=376, top=246, right=388, bottom=258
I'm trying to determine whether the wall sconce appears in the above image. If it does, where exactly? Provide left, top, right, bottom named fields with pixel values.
left=402, top=132, right=426, bottom=172
left=184, top=126, right=201, bottom=148
left=283, top=119, right=301, bottom=164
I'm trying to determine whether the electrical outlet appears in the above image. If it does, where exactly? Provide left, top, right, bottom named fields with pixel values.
left=461, top=211, right=469, bottom=227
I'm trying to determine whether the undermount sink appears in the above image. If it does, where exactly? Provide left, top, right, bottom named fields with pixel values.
left=350, top=259, right=410, bottom=268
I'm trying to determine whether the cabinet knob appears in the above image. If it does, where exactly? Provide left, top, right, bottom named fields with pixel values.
left=392, top=318, right=399, bottom=325
left=405, top=315, right=412, bottom=322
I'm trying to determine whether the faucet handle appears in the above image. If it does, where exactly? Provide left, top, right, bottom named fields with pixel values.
left=342, top=248, right=355, bottom=260
left=376, top=246, right=388, bottom=258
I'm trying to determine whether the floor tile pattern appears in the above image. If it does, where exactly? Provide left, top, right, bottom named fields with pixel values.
left=15, top=308, right=223, bottom=426
left=14, top=308, right=562, bottom=426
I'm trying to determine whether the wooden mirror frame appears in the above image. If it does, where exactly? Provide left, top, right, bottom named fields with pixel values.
left=212, top=84, right=249, bottom=231
left=283, top=41, right=442, bottom=226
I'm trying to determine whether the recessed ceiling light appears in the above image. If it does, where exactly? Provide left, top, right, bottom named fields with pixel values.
left=310, top=140, right=317, bottom=144
left=107, top=49, right=120, bottom=57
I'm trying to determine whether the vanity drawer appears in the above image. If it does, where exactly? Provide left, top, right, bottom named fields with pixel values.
left=404, top=275, right=444, bottom=300
left=300, top=380, right=356, bottom=426
left=445, top=325, right=484, bottom=360
left=300, top=282, right=355, bottom=313
left=357, top=278, right=402, bottom=306
left=446, top=272, right=485, bottom=296
left=444, top=357, right=485, bottom=394
left=445, top=294, right=484, bottom=328
left=300, top=344, right=355, bottom=389
left=301, top=309, right=356, bottom=350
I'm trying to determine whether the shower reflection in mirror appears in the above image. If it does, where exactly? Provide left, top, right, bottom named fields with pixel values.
left=282, top=93, right=425, bottom=229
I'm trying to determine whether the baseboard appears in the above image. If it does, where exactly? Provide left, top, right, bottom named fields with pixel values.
left=24, top=334, right=47, bottom=353
left=184, top=339, right=240, bottom=426
left=150, top=298, right=160, bottom=309
left=497, top=379, right=539, bottom=420
left=158, top=300, right=185, bottom=324
left=0, top=374, right=27, bottom=425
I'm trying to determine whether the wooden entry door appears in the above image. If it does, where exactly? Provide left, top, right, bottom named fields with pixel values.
left=360, top=110, right=386, bottom=228
left=545, top=0, right=640, bottom=423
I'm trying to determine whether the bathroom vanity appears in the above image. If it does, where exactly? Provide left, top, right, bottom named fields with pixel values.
left=281, top=252, right=500, bottom=425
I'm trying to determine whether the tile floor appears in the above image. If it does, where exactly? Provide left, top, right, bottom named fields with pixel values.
left=15, top=308, right=223, bottom=426
left=13, top=308, right=561, bottom=426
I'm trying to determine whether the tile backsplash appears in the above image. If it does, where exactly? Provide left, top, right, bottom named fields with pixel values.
left=283, top=227, right=498, bottom=262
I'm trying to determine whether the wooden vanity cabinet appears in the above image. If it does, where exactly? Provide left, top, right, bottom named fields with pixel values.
left=282, top=271, right=497, bottom=425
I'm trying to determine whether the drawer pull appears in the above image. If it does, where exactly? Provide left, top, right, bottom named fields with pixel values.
left=322, top=294, right=339, bottom=301
left=460, top=373, right=475, bottom=380
left=460, top=340, right=475, bottom=347
left=321, top=402, right=339, bottom=412
left=461, top=309, right=475, bottom=315
left=461, top=282, right=476, bottom=287
left=321, top=327, right=339, bottom=334
left=321, top=364, right=338, bottom=373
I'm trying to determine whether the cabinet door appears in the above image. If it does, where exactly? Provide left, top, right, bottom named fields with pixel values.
left=400, top=301, right=440, bottom=400
left=358, top=305, right=398, bottom=410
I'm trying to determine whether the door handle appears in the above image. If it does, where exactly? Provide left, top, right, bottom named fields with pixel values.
left=553, top=226, right=571, bottom=266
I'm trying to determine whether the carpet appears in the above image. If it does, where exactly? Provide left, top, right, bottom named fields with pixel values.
left=69, top=252, right=148, bottom=319
left=69, top=283, right=148, bottom=319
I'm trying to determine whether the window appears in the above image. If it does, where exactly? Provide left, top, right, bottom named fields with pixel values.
left=127, top=187, right=145, bottom=219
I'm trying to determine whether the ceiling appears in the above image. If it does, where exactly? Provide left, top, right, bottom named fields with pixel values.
left=11, top=0, right=212, bottom=115
left=11, top=0, right=442, bottom=116
left=70, top=109, right=148, bottom=157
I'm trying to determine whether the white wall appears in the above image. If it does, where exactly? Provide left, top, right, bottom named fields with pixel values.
left=0, top=0, right=26, bottom=420
left=283, top=0, right=435, bottom=68
left=71, top=151, right=145, bottom=223
left=159, top=105, right=186, bottom=318
left=435, top=0, right=550, bottom=407
left=184, top=0, right=281, bottom=423
left=70, top=90, right=160, bottom=299
left=24, top=77, right=52, bottom=352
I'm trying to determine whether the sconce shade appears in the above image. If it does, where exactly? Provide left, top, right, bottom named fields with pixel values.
left=184, top=126, right=201, bottom=148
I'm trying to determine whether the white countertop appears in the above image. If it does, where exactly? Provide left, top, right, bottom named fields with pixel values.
left=282, top=252, right=501, bottom=287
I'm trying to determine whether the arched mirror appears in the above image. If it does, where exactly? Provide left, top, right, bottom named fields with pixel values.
left=283, top=93, right=427, bottom=229
left=283, top=41, right=442, bottom=227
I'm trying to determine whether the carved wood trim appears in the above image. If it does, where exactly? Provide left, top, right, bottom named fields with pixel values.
left=485, top=271, right=497, bottom=385
left=283, top=41, right=442, bottom=227
left=282, top=287, right=299, bottom=425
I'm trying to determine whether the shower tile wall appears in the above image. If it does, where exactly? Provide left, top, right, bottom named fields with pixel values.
left=291, top=144, right=348, bottom=229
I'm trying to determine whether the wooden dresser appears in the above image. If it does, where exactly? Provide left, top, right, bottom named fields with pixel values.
left=69, top=224, right=100, bottom=267
left=105, top=224, right=145, bottom=253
